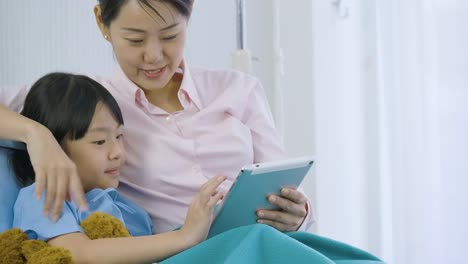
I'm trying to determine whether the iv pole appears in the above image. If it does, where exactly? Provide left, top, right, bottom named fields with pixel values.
left=271, top=0, right=285, bottom=141
left=232, top=0, right=252, bottom=73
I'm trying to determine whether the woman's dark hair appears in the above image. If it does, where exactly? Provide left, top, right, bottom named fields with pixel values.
left=98, top=0, right=194, bottom=27
left=11, top=73, right=124, bottom=187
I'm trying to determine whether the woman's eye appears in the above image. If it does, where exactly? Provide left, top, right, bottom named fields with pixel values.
left=116, top=134, right=124, bottom=140
left=162, top=35, right=177, bottom=41
left=93, top=140, right=106, bottom=145
left=127, top=39, right=143, bottom=44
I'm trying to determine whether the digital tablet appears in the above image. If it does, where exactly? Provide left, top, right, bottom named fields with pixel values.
left=207, top=156, right=314, bottom=238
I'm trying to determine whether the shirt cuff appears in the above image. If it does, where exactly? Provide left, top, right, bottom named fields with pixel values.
left=296, top=200, right=316, bottom=232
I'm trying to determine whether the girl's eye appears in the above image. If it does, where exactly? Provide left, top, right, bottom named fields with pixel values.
left=116, top=134, right=124, bottom=140
left=93, top=140, right=106, bottom=146
left=162, top=35, right=177, bottom=41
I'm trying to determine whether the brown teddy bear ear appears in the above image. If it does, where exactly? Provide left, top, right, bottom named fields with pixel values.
left=21, top=240, right=49, bottom=261
left=0, top=228, right=28, bottom=264
left=28, top=247, right=73, bottom=264
left=80, top=212, right=131, bottom=239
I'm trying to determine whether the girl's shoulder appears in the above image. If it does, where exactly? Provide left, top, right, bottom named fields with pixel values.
left=13, top=184, right=84, bottom=241
left=85, top=188, right=153, bottom=236
left=15, top=184, right=45, bottom=207
left=15, top=184, right=79, bottom=216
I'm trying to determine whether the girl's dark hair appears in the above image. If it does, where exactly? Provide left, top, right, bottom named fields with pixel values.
left=11, top=73, right=124, bottom=187
left=98, top=0, right=194, bottom=27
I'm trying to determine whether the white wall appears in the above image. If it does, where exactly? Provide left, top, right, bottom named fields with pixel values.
left=185, top=0, right=236, bottom=70
left=0, top=1, right=114, bottom=85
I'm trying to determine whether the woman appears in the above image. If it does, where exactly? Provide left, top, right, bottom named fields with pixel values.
left=0, top=0, right=313, bottom=233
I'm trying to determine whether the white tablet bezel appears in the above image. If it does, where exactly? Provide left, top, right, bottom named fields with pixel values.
left=207, top=156, right=314, bottom=238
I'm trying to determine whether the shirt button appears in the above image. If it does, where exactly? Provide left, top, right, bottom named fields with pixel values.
left=166, top=116, right=172, bottom=121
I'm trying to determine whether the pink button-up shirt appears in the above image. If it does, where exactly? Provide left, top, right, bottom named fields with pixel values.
left=1, top=62, right=314, bottom=233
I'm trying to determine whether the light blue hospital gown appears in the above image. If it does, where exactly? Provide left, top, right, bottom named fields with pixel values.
left=13, top=184, right=153, bottom=241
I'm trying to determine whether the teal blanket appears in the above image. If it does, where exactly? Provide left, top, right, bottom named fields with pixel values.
left=163, top=224, right=383, bottom=264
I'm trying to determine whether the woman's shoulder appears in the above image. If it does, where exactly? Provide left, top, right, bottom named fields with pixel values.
left=190, top=67, right=260, bottom=87
left=188, top=67, right=262, bottom=103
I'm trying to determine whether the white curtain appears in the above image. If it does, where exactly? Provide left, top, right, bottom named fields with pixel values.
left=310, top=0, right=468, bottom=263
left=373, top=1, right=444, bottom=263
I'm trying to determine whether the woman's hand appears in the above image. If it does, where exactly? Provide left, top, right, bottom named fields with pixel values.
left=26, top=124, right=88, bottom=221
left=256, top=188, right=308, bottom=232
left=180, top=176, right=225, bottom=245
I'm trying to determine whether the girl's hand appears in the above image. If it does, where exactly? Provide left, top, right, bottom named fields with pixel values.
left=256, top=188, right=308, bottom=232
left=180, top=176, right=225, bottom=245
left=26, top=124, right=88, bottom=221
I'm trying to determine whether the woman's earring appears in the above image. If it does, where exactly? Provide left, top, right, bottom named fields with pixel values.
left=104, top=35, right=109, bottom=40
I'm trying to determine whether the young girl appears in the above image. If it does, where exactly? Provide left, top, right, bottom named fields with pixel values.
left=11, top=72, right=225, bottom=264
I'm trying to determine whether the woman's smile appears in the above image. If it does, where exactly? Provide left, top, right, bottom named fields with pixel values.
left=142, top=66, right=167, bottom=79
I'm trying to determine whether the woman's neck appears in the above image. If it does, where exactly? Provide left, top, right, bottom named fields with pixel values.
left=144, top=77, right=183, bottom=113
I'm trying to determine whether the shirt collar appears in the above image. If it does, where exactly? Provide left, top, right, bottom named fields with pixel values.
left=110, top=64, right=141, bottom=103
left=178, top=60, right=203, bottom=110
left=110, top=59, right=203, bottom=112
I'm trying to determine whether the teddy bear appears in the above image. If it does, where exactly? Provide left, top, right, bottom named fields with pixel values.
left=0, top=212, right=131, bottom=264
